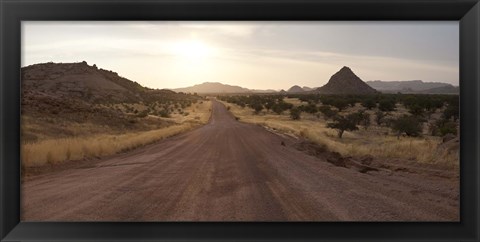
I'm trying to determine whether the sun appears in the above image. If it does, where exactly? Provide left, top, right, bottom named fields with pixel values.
left=170, top=40, right=212, bottom=61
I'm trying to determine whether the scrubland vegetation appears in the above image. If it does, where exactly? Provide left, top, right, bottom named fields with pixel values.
left=219, top=93, right=459, bottom=166
left=22, top=100, right=212, bottom=167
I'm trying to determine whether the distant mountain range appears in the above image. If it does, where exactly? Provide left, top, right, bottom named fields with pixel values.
left=366, top=80, right=459, bottom=94
left=172, top=82, right=277, bottom=94
left=286, top=85, right=317, bottom=93
left=171, top=67, right=458, bottom=95
left=417, top=85, right=459, bottom=94
left=23, top=62, right=458, bottom=97
left=174, top=66, right=379, bottom=95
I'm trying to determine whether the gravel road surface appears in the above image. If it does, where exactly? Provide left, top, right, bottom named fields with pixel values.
left=22, top=100, right=459, bottom=221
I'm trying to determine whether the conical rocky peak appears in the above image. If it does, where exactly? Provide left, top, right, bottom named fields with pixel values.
left=316, top=66, right=377, bottom=95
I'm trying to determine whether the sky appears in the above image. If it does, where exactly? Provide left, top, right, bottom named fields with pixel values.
left=22, top=21, right=459, bottom=90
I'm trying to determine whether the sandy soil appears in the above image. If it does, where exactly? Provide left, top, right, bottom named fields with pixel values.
left=21, top=100, right=459, bottom=221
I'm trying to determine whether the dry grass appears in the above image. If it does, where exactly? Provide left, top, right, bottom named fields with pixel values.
left=161, top=100, right=212, bottom=124
left=221, top=100, right=458, bottom=166
left=22, top=100, right=212, bottom=167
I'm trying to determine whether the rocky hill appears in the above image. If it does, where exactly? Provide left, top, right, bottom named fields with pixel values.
left=287, top=85, right=305, bottom=93
left=316, top=66, right=377, bottom=95
left=21, top=62, right=201, bottom=142
left=22, top=62, right=193, bottom=104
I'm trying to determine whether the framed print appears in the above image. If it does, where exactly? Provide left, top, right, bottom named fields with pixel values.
left=1, top=0, right=479, bottom=241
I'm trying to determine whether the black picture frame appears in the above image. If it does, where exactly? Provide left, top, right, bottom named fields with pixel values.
left=1, top=0, right=479, bottom=241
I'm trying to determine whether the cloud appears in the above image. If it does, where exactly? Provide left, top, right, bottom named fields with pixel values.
left=22, top=21, right=459, bottom=88
left=177, top=23, right=258, bottom=38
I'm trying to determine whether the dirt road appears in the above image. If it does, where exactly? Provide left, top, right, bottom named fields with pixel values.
left=22, top=100, right=459, bottom=221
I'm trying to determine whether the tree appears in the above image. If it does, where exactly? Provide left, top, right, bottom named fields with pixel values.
left=379, top=99, right=396, bottom=112
left=290, top=107, right=301, bottom=120
left=408, top=104, right=424, bottom=117
left=390, top=115, right=423, bottom=139
left=327, top=115, right=359, bottom=138
left=264, top=101, right=274, bottom=112
left=346, top=110, right=370, bottom=129
left=302, top=103, right=318, bottom=114
left=158, top=109, right=170, bottom=118
left=271, top=101, right=292, bottom=115
left=358, top=111, right=371, bottom=130
left=272, top=104, right=284, bottom=114
left=330, top=99, right=349, bottom=111
left=318, top=105, right=338, bottom=120
left=430, top=118, right=457, bottom=136
left=361, top=98, right=376, bottom=110
left=443, top=104, right=459, bottom=121
left=438, top=120, right=457, bottom=136
left=250, top=102, right=263, bottom=114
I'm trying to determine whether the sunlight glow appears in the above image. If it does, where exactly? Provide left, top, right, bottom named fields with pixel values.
left=170, top=40, right=212, bottom=61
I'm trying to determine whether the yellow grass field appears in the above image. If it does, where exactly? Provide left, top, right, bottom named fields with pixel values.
left=220, top=99, right=457, bottom=166
left=22, top=100, right=212, bottom=167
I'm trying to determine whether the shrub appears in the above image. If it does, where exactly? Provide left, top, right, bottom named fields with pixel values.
left=158, top=109, right=170, bottom=118
left=290, top=107, right=301, bottom=120
left=443, top=104, right=459, bottom=121
left=330, top=99, right=349, bottom=111
left=136, top=111, right=148, bottom=118
left=318, top=105, right=337, bottom=120
left=250, top=102, right=263, bottom=114
left=302, top=103, right=318, bottom=114
left=361, top=98, right=376, bottom=110
left=358, top=111, right=371, bottom=129
left=272, top=101, right=292, bottom=115
left=379, top=99, right=396, bottom=112
left=438, top=121, right=457, bottom=136
left=408, top=104, right=424, bottom=117
left=272, top=104, right=284, bottom=114
left=390, top=115, right=423, bottom=138
left=431, top=119, right=457, bottom=136
left=264, top=101, right=274, bottom=111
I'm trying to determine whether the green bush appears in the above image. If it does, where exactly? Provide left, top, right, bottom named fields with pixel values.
left=361, top=99, right=376, bottom=110
left=390, top=115, right=423, bottom=138
left=318, top=105, right=337, bottom=120
left=290, top=107, right=301, bottom=120
left=379, top=99, right=396, bottom=112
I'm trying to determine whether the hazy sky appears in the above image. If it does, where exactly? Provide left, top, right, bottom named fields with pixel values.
left=22, top=21, right=459, bottom=90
